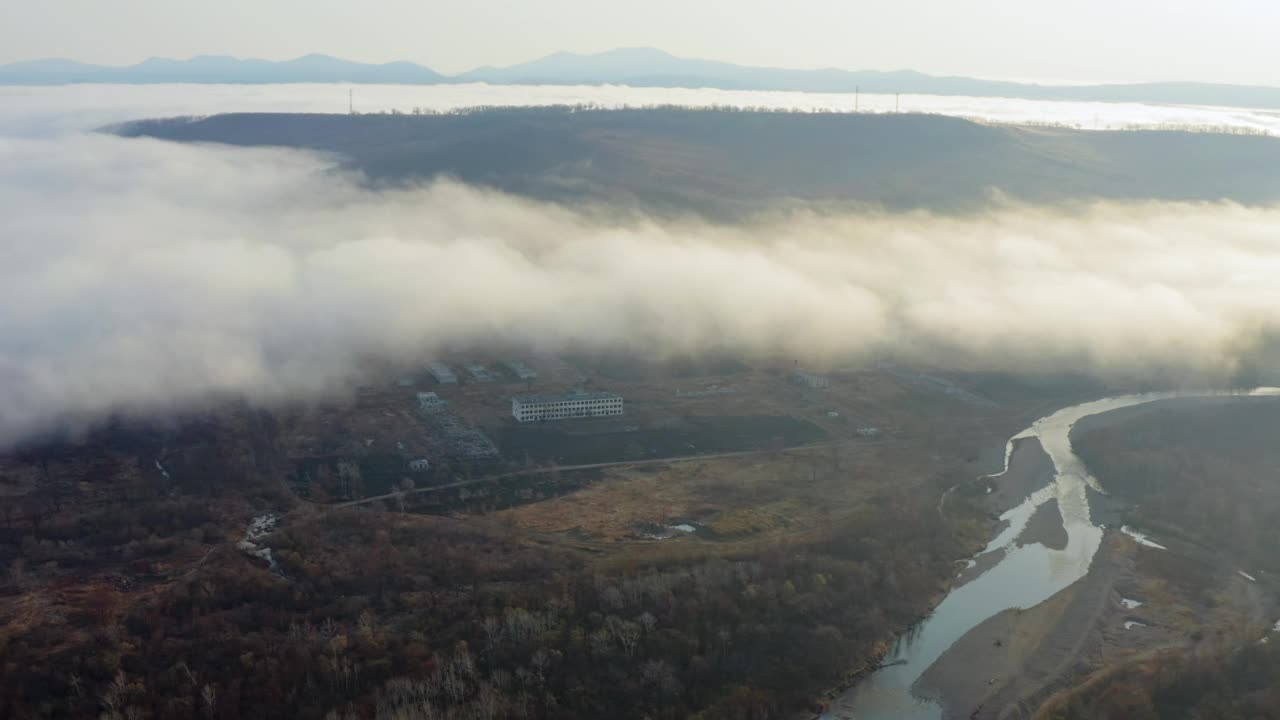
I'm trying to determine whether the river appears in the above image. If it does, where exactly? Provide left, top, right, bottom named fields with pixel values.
left=822, top=387, right=1280, bottom=720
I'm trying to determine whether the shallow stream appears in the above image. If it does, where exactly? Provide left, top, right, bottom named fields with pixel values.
left=822, top=388, right=1279, bottom=719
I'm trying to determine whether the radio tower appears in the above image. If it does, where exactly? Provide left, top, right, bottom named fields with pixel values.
left=348, top=89, right=353, bottom=115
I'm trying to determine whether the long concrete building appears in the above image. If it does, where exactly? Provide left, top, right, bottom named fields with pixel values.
left=512, top=391, right=624, bottom=422
left=428, top=361, right=458, bottom=384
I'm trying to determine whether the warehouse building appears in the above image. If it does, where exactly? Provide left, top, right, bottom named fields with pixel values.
left=505, top=360, right=538, bottom=381
left=512, top=391, right=624, bottom=422
left=465, top=363, right=498, bottom=383
left=428, top=362, right=458, bottom=384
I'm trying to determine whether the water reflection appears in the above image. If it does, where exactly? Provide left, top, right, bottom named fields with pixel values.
left=823, top=388, right=1279, bottom=720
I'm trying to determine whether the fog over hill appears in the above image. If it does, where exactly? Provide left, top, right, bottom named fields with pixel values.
left=9, top=47, right=1280, bottom=109
left=4, top=99, right=1280, bottom=446
left=1, top=108, right=1280, bottom=445
left=115, top=108, right=1280, bottom=214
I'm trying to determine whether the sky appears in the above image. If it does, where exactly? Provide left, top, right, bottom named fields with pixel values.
left=5, top=0, right=1280, bottom=86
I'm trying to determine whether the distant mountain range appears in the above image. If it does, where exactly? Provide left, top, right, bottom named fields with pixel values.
left=8, top=47, right=1280, bottom=109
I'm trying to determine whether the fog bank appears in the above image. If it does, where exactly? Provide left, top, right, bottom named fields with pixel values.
left=5, top=82, right=1280, bottom=138
left=3, top=133, right=1280, bottom=444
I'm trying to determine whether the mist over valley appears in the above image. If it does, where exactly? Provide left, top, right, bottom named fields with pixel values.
left=4, top=47, right=1280, bottom=720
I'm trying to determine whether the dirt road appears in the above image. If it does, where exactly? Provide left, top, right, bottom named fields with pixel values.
left=328, top=441, right=847, bottom=510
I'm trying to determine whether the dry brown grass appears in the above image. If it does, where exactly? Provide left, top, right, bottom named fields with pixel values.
left=498, top=435, right=944, bottom=567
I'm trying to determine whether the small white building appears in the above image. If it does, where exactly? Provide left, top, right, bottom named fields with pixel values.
left=792, top=371, right=831, bottom=389
left=505, top=360, right=538, bottom=381
left=512, top=391, right=624, bottom=422
left=428, top=362, right=458, bottom=384
left=466, top=363, right=498, bottom=382
left=408, top=458, right=431, bottom=472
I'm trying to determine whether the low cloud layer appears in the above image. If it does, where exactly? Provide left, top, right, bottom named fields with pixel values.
left=4, top=82, right=1280, bottom=138
left=4, top=130, right=1280, bottom=446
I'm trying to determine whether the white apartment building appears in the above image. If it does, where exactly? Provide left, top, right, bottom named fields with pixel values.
left=512, top=391, right=624, bottom=422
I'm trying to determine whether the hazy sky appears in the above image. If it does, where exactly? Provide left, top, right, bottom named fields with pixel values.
left=5, top=0, right=1280, bottom=85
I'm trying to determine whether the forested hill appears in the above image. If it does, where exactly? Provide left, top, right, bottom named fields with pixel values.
left=114, top=108, right=1280, bottom=215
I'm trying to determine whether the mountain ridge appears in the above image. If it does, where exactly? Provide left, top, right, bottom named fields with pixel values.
left=8, top=47, right=1280, bottom=109
left=112, top=107, right=1280, bottom=216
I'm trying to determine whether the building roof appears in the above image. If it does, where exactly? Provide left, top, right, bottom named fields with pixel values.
left=513, top=390, right=622, bottom=405
left=427, top=362, right=458, bottom=380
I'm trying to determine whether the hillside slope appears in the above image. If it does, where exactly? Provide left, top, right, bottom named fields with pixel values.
left=113, top=108, right=1280, bottom=215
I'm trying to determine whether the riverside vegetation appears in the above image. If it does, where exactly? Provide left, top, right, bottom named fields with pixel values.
left=0, top=406, right=994, bottom=719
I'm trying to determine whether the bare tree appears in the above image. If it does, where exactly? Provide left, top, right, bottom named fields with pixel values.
left=529, top=649, right=550, bottom=682
left=474, top=682, right=501, bottom=720
left=601, top=585, right=625, bottom=610
left=480, top=615, right=505, bottom=655
left=604, top=616, right=642, bottom=657
left=637, top=611, right=657, bottom=635
left=201, top=683, right=217, bottom=718
left=358, top=609, right=378, bottom=640
left=375, top=677, right=437, bottom=720
left=588, top=628, right=612, bottom=656
left=175, top=660, right=198, bottom=687
left=100, top=670, right=128, bottom=716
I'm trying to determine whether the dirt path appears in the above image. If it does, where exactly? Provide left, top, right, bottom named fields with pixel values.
left=327, top=441, right=849, bottom=510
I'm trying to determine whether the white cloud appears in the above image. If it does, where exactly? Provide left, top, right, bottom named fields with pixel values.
left=3, top=89, right=1280, bottom=447
left=4, top=82, right=1280, bottom=138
